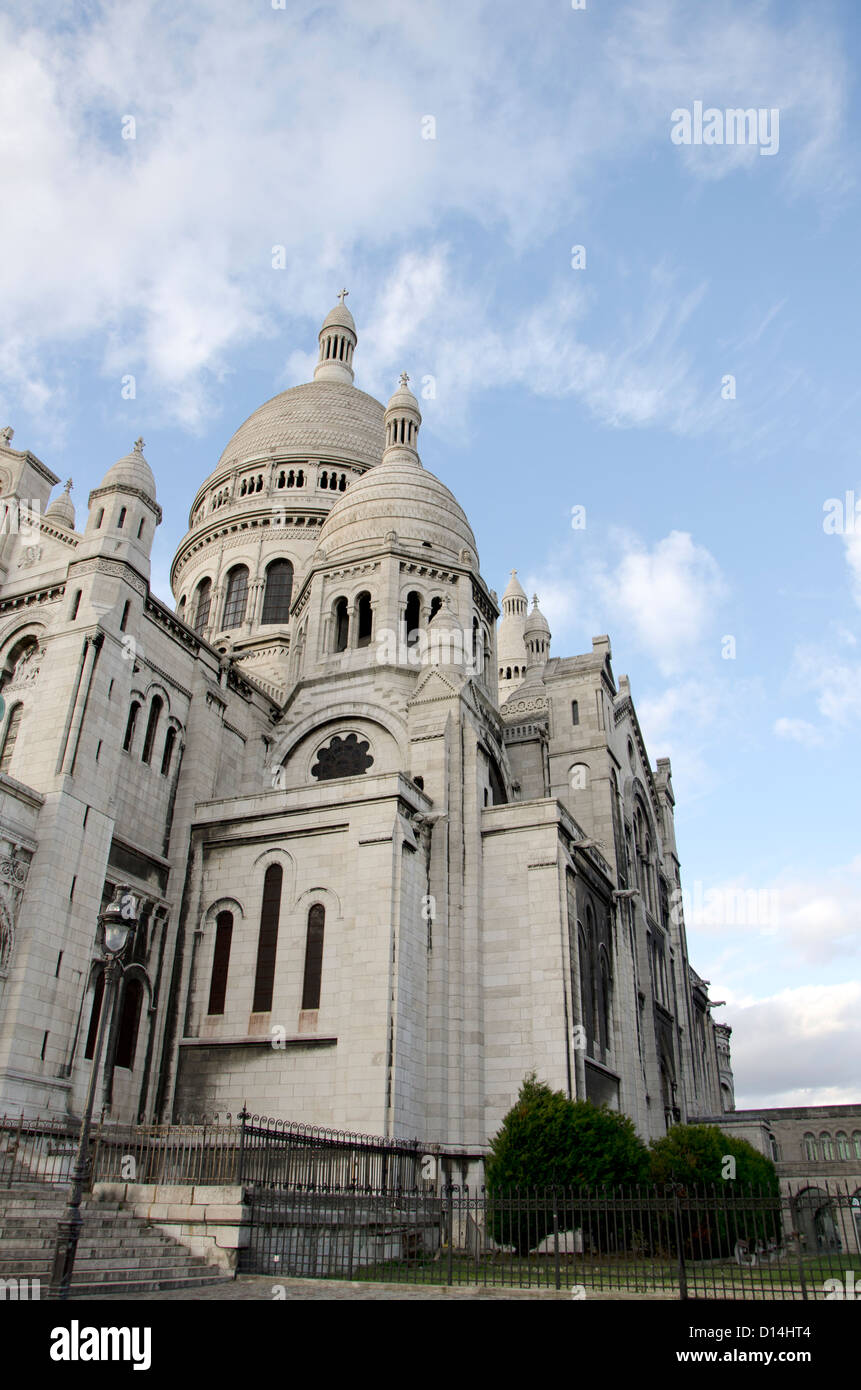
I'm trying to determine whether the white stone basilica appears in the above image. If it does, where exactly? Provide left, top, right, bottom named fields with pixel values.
left=0, top=299, right=733, bottom=1147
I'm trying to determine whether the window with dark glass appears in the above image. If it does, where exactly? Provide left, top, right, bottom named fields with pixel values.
left=141, top=696, right=162, bottom=764
left=160, top=725, right=177, bottom=776
left=404, top=591, right=421, bottom=646
left=261, top=559, right=293, bottom=624
left=193, top=577, right=212, bottom=633
left=207, top=911, right=233, bottom=1015
left=222, top=566, right=249, bottom=628
left=310, top=732, right=373, bottom=781
left=356, top=592, right=372, bottom=647
left=251, top=864, right=282, bottom=1012
left=114, top=976, right=143, bottom=1069
left=333, top=597, right=349, bottom=652
left=301, top=903, right=325, bottom=1010
left=122, top=701, right=140, bottom=753
left=0, top=703, right=23, bottom=774
left=84, top=970, right=105, bottom=1060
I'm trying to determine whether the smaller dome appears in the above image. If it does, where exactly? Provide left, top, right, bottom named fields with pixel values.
left=100, top=438, right=156, bottom=501
left=386, top=372, right=420, bottom=414
left=45, top=478, right=75, bottom=529
left=524, top=595, right=550, bottom=636
left=321, top=302, right=356, bottom=333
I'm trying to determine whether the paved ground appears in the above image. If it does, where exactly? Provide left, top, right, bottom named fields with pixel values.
left=73, top=1275, right=675, bottom=1301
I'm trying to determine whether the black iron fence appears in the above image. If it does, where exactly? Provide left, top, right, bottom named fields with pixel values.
left=241, top=1184, right=861, bottom=1300
left=0, top=1110, right=425, bottom=1192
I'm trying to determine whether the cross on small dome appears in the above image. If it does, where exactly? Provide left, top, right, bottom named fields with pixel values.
left=133, top=437, right=145, bottom=454
left=337, top=288, right=349, bottom=305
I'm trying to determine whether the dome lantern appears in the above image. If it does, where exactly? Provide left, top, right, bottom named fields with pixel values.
left=313, top=289, right=357, bottom=385
left=383, top=372, right=422, bottom=465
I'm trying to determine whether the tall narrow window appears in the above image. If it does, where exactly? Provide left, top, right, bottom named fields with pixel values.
left=222, top=565, right=249, bottom=628
left=301, top=903, right=325, bottom=1010
left=192, top=577, right=212, bottom=633
left=261, top=559, right=293, bottom=624
left=70, top=590, right=81, bottom=620
left=160, top=725, right=177, bottom=776
left=141, top=696, right=162, bottom=764
left=117, top=507, right=127, bottom=529
left=137, top=517, right=145, bottom=539
left=119, top=600, right=130, bottom=632
left=114, top=977, right=143, bottom=1069
left=571, top=700, right=579, bottom=725
left=334, top=597, right=349, bottom=652
left=84, top=970, right=105, bottom=1060
left=252, top=864, right=282, bottom=1012
left=122, top=700, right=140, bottom=753
left=0, top=703, right=23, bottom=774
left=207, top=911, right=233, bottom=1016
left=404, top=591, right=421, bottom=646
left=356, top=592, right=372, bottom=647
left=95, top=508, right=104, bottom=529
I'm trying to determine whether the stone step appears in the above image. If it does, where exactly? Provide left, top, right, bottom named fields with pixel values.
left=6, top=1259, right=224, bottom=1282
left=68, top=1273, right=234, bottom=1297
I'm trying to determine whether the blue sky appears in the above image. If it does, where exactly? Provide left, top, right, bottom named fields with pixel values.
left=2, top=0, right=859, bottom=1108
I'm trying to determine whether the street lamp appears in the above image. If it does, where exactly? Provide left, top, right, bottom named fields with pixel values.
left=48, top=884, right=139, bottom=1300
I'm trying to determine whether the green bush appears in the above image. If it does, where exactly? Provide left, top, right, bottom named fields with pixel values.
left=649, top=1124, right=781, bottom=1257
left=485, top=1075, right=650, bottom=1252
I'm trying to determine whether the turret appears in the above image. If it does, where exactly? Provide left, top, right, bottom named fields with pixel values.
left=313, top=290, right=357, bottom=385
left=382, top=373, right=422, bottom=465
left=82, top=438, right=161, bottom=582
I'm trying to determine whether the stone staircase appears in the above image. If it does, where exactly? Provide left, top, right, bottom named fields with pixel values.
left=0, top=1184, right=234, bottom=1296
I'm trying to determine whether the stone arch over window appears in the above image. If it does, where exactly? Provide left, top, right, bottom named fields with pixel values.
left=332, top=596, right=349, bottom=652
left=192, top=576, right=212, bottom=634
left=310, top=730, right=374, bottom=781
left=803, top=1132, right=817, bottom=1161
left=0, top=631, right=41, bottom=691
left=160, top=722, right=180, bottom=777
left=836, top=1132, right=850, bottom=1160
left=222, top=565, right=249, bottom=629
left=597, top=944, right=612, bottom=1058
left=819, top=1131, right=834, bottom=1161
left=261, top=558, right=294, bottom=624
left=122, top=700, right=141, bottom=753
left=853, top=1131, right=861, bottom=1160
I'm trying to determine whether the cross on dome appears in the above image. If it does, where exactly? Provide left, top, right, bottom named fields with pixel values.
left=63, top=477, right=73, bottom=493
left=133, top=437, right=145, bottom=454
left=399, top=371, right=410, bottom=388
left=337, top=288, right=349, bottom=305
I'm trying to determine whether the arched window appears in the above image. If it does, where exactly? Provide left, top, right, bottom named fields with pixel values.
left=301, top=903, right=325, bottom=1011
left=598, top=951, right=611, bottom=1057
left=207, top=911, right=233, bottom=1016
left=95, top=508, right=104, bottom=529
left=251, top=864, right=282, bottom=1013
left=333, top=597, right=349, bottom=652
left=404, top=591, right=422, bottom=646
left=820, top=1132, right=835, bottom=1161
left=836, top=1132, right=850, bottom=1160
left=853, top=1132, right=861, bottom=1159
left=429, top=596, right=442, bottom=621
left=178, top=595, right=187, bottom=619
left=803, top=1133, right=817, bottom=1161
left=261, top=559, right=293, bottom=624
left=320, top=471, right=328, bottom=489
left=222, top=566, right=249, bottom=628
left=114, top=977, right=143, bottom=1069
left=192, top=578, right=212, bottom=634
left=117, top=507, right=127, bottom=529
left=84, top=970, right=105, bottom=1060
left=122, top=701, right=140, bottom=753
left=356, top=592, right=373, bottom=647
left=0, top=703, right=23, bottom=774
left=160, top=725, right=177, bottom=777
left=571, top=700, right=579, bottom=725
left=141, top=696, right=163, bottom=764
left=70, top=590, right=81, bottom=620
left=578, top=923, right=595, bottom=1054
left=137, top=517, right=145, bottom=539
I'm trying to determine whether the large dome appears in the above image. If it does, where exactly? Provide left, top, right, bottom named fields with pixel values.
left=211, top=380, right=385, bottom=476
left=317, top=457, right=478, bottom=563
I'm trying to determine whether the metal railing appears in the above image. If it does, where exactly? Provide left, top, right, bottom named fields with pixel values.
left=240, top=1183, right=861, bottom=1300
left=0, top=1110, right=425, bottom=1192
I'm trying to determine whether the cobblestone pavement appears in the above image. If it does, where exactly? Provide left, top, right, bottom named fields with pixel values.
left=74, top=1275, right=675, bottom=1301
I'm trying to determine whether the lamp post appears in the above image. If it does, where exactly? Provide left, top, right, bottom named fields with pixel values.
left=48, top=884, right=138, bottom=1300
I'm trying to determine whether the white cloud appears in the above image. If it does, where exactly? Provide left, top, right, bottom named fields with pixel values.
left=773, top=716, right=825, bottom=747
left=717, top=982, right=861, bottom=1109
left=0, top=1, right=849, bottom=434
